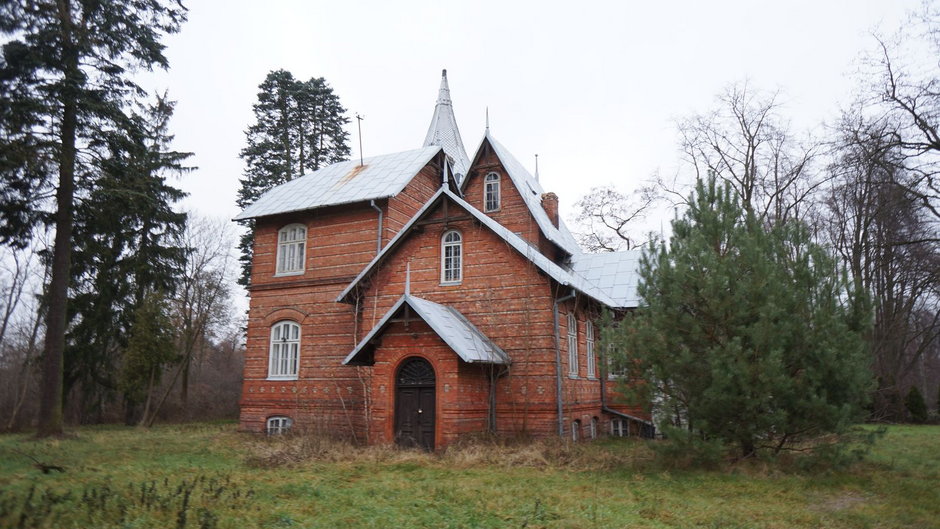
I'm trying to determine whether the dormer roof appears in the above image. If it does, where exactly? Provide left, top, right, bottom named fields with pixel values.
left=423, top=70, right=471, bottom=183
left=343, top=294, right=510, bottom=366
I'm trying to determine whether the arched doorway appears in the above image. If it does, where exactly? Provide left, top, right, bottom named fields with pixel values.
left=394, top=357, right=436, bottom=450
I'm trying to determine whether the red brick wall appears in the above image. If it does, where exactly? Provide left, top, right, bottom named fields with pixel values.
left=363, top=320, right=491, bottom=449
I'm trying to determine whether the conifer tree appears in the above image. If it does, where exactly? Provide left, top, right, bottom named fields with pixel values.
left=66, top=96, right=191, bottom=421
left=236, top=70, right=350, bottom=285
left=610, top=177, right=872, bottom=459
left=0, top=0, right=187, bottom=436
left=904, top=386, right=928, bottom=423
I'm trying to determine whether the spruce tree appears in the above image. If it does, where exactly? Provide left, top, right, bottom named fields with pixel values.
left=0, top=0, right=187, bottom=436
left=66, top=95, right=190, bottom=422
left=610, top=177, right=872, bottom=459
left=904, top=386, right=928, bottom=423
left=236, top=70, right=350, bottom=285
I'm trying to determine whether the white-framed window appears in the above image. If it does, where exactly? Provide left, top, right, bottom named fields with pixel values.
left=590, top=417, right=598, bottom=439
left=567, top=312, right=578, bottom=376
left=269, top=320, right=300, bottom=379
left=586, top=321, right=596, bottom=378
left=441, top=230, right=462, bottom=284
left=610, top=418, right=627, bottom=437
left=607, top=343, right=625, bottom=380
left=266, top=416, right=292, bottom=435
left=276, top=224, right=306, bottom=275
left=484, top=172, right=500, bottom=212
left=571, top=419, right=581, bottom=441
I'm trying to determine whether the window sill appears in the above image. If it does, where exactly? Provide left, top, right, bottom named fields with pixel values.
left=274, top=271, right=304, bottom=278
left=567, top=374, right=579, bottom=380
left=484, top=208, right=501, bottom=213
left=267, top=375, right=298, bottom=381
left=440, top=281, right=462, bottom=286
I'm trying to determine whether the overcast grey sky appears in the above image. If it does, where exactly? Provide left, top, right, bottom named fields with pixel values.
left=145, top=0, right=922, bottom=228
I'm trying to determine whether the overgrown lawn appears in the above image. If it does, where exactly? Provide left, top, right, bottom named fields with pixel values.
left=0, top=423, right=936, bottom=528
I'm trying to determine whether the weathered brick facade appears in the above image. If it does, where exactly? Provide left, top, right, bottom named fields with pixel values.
left=237, top=74, right=650, bottom=448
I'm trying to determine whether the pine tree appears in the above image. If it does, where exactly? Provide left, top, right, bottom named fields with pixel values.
left=236, top=70, right=350, bottom=285
left=0, top=0, right=187, bottom=436
left=609, top=177, right=872, bottom=459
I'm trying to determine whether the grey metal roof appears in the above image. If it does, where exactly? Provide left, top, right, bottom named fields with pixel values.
left=234, top=146, right=442, bottom=220
left=569, top=250, right=644, bottom=308
left=336, top=187, right=624, bottom=308
left=423, top=70, right=470, bottom=181
left=342, top=294, right=510, bottom=366
left=463, top=133, right=583, bottom=256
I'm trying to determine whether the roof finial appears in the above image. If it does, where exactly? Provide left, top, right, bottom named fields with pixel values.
left=485, top=107, right=490, bottom=134
left=405, top=261, right=411, bottom=295
left=534, top=154, right=539, bottom=182
left=423, top=69, right=469, bottom=179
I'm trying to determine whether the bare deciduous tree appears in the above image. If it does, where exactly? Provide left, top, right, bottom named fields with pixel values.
left=573, top=184, right=658, bottom=252
left=676, top=83, right=825, bottom=226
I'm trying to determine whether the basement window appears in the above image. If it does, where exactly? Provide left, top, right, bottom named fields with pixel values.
left=484, top=172, right=500, bottom=212
left=610, top=418, right=627, bottom=437
left=276, top=224, right=306, bottom=275
left=441, top=230, right=462, bottom=284
left=266, top=416, right=292, bottom=435
left=571, top=419, right=582, bottom=441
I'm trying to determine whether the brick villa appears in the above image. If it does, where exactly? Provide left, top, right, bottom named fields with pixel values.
left=235, top=71, right=652, bottom=449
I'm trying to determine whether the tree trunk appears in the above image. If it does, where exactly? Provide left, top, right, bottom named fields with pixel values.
left=37, top=2, right=77, bottom=437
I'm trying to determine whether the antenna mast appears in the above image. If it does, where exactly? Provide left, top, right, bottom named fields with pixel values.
left=356, top=113, right=365, bottom=166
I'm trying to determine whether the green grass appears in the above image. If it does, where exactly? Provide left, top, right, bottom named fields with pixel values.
left=0, top=423, right=937, bottom=528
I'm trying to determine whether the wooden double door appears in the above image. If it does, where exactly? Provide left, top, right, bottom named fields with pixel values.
left=394, top=357, right=436, bottom=451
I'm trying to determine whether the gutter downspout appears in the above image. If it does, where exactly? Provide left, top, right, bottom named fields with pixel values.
left=369, top=200, right=383, bottom=255
left=552, top=288, right=576, bottom=437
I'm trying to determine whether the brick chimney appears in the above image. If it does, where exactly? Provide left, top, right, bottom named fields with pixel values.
left=541, top=192, right=559, bottom=228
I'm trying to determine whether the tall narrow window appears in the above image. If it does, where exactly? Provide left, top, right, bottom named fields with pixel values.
left=567, top=312, right=578, bottom=376
left=484, top=172, right=500, bottom=212
left=441, top=230, right=462, bottom=284
left=571, top=419, right=581, bottom=441
left=276, top=224, right=306, bottom=275
left=269, top=321, right=300, bottom=379
left=586, top=321, right=596, bottom=378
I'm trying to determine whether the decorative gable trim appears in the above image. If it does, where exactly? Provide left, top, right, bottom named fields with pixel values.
left=342, top=294, right=510, bottom=366
left=335, top=187, right=621, bottom=308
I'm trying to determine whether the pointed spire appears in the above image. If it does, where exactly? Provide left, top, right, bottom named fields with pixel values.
left=423, top=69, right=471, bottom=182
left=485, top=107, right=490, bottom=134
left=534, top=154, right=539, bottom=182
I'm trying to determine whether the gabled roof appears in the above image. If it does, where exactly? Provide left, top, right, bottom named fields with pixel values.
left=234, top=146, right=442, bottom=220
left=463, top=133, right=582, bottom=256
left=569, top=250, right=643, bottom=308
left=343, top=294, right=510, bottom=366
left=336, top=187, right=623, bottom=308
left=423, top=70, right=471, bottom=182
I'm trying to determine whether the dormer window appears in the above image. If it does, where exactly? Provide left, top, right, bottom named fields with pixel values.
left=441, top=230, right=462, bottom=284
left=276, top=224, right=306, bottom=275
left=484, top=173, right=500, bottom=212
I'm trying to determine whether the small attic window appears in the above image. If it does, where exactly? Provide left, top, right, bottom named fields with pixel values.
left=484, top=173, right=500, bottom=212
